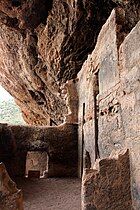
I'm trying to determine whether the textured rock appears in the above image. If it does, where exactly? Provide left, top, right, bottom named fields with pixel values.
left=0, top=162, right=23, bottom=210
left=0, top=0, right=139, bottom=125
left=76, top=9, right=140, bottom=209
left=0, top=122, right=78, bottom=177
left=82, top=149, right=132, bottom=210
left=77, top=9, right=120, bottom=174
left=118, top=20, right=140, bottom=209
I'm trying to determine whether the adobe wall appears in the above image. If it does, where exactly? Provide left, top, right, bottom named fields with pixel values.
left=0, top=122, right=78, bottom=178
left=77, top=9, right=140, bottom=209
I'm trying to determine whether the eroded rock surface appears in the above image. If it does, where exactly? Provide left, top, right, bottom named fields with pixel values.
left=82, top=150, right=132, bottom=210
left=0, top=0, right=139, bottom=125
left=0, top=162, right=23, bottom=210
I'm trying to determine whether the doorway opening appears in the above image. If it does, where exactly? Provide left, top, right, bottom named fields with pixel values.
left=25, top=151, right=48, bottom=179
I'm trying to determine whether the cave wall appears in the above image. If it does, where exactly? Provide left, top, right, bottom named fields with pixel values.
left=0, top=122, right=78, bottom=178
left=0, top=1, right=139, bottom=209
left=76, top=10, right=140, bottom=209
left=0, top=0, right=115, bottom=125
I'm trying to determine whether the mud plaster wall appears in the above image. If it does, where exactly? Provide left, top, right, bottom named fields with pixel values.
left=77, top=9, right=140, bottom=209
left=0, top=122, right=78, bottom=178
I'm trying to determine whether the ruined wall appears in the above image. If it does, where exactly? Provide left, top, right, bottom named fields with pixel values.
left=77, top=9, right=119, bottom=175
left=77, top=9, right=140, bottom=209
left=118, top=21, right=140, bottom=208
left=82, top=150, right=132, bottom=210
left=98, top=16, right=140, bottom=210
left=0, top=122, right=78, bottom=178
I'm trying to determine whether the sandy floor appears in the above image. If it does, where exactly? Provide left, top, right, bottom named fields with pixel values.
left=17, top=178, right=81, bottom=210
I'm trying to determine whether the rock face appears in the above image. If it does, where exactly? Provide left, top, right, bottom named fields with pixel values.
left=0, top=0, right=139, bottom=125
left=0, top=162, right=23, bottom=210
left=0, top=1, right=140, bottom=210
left=82, top=150, right=132, bottom=210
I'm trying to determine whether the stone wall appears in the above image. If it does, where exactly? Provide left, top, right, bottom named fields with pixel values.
left=77, top=9, right=119, bottom=175
left=118, top=21, right=140, bottom=209
left=82, top=150, right=132, bottom=210
left=0, top=122, right=78, bottom=178
left=77, top=9, right=140, bottom=209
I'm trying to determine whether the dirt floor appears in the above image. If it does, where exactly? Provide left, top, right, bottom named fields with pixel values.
left=17, top=178, right=81, bottom=210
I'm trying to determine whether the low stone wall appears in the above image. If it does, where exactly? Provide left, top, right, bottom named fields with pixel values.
left=0, top=122, right=78, bottom=178
left=82, top=150, right=132, bottom=210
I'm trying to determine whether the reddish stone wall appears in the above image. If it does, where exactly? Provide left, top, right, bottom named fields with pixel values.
left=77, top=9, right=119, bottom=175
left=118, top=21, right=140, bottom=209
left=98, top=19, right=140, bottom=210
left=77, top=9, right=140, bottom=209
left=82, top=150, right=132, bottom=210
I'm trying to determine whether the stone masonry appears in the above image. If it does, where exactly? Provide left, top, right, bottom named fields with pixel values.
left=77, top=9, right=140, bottom=209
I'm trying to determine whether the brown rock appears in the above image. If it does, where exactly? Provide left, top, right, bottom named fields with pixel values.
left=0, top=0, right=139, bottom=125
left=82, top=149, right=132, bottom=210
left=76, top=9, right=140, bottom=209
left=0, top=162, right=23, bottom=210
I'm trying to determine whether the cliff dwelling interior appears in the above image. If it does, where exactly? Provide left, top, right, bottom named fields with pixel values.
left=0, top=0, right=140, bottom=210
